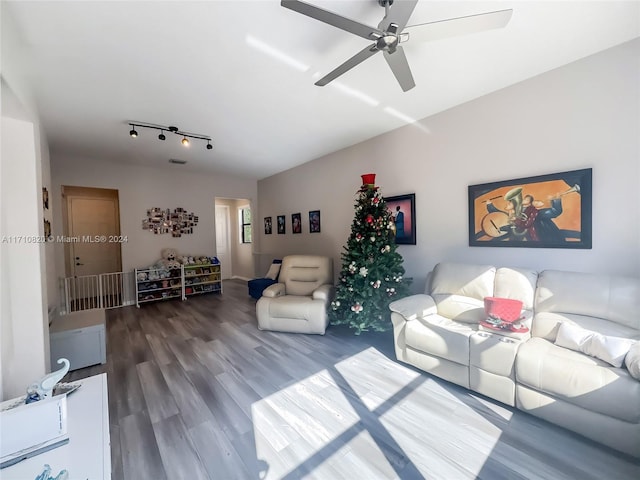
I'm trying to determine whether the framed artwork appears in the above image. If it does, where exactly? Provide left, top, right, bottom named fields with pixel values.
left=384, top=194, right=416, bottom=245
left=468, top=168, right=592, bottom=248
left=292, top=213, right=302, bottom=234
left=42, top=187, right=49, bottom=210
left=309, top=210, right=321, bottom=233
left=44, top=219, right=51, bottom=238
left=277, top=215, right=286, bottom=234
left=264, top=216, right=272, bottom=235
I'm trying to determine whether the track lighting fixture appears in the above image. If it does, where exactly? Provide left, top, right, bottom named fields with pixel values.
left=127, top=122, right=213, bottom=151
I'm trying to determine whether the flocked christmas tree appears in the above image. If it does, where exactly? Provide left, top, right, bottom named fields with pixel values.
left=329, top=174, right=410, bottom=334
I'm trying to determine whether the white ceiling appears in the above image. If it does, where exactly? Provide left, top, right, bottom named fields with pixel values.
left=4, top=1, right=639, bottom=180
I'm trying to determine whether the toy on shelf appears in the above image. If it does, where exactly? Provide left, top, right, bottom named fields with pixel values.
left=159, top=248, right=181, bottom=270
left=135, top=251, right=222, bottom=306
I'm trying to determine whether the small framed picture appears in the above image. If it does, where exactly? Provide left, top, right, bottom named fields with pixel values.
left=277, top=215, right=286, bottom=234
left=264, top=216, right=273, bottom=235
left=292, top=213, right=302, bottom=234
left=309, top=210, right=321, bottom=233
left=42, top=187, right=49, bottom=210
left=384, top=193, right=416, bottom=245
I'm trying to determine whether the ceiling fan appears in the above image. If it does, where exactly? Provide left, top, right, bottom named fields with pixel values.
left=281, top=0, right=513, bottom=92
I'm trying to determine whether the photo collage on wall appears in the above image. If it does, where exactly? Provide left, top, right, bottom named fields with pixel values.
left=142, top=207, right=199, bottom=237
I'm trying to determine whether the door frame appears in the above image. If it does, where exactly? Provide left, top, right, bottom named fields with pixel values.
left=62, top=186, right=122, bottom=277
left=215, top=203, right=233, bottom=280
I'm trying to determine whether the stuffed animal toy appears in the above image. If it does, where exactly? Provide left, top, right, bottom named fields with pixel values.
left=154, top=248, right=182, bottom=271
left=160, top=248, right=178, bottom=266
left=137, top=271, right=148, bottom=281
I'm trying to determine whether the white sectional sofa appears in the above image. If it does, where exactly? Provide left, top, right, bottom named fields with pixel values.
left=389, top=262, right=640, bottom=458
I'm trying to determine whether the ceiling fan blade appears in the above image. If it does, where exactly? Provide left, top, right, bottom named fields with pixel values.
left=378, top=0, right=419, bottom=32
left=282, top=0, right=383, bottom=40
left=315, top=44, right=380, bottom=87
left=402, top=9, right=513, bottom=44
left=383, top=47, right=415, bottom=92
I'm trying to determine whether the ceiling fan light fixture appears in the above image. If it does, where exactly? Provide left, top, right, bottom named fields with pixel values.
left=282, top=0, right=512, bottom=92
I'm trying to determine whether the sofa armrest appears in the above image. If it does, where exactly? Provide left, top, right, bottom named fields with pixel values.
left=312, top=284, right=335, bottom=302
left=389, top=294, right=436, bottom=321
left=262, top=283, right=285, bottom=298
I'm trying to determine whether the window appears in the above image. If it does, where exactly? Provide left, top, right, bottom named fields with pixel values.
left=240, top=208, right=252, bottom=243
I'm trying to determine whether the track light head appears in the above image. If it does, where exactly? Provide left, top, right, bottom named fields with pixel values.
left=158, top=131, right=166, bottom=141
left=206, top=141, right=213, bottom=150
left=129, top=126, right=138, bottom=138
left=181, top=137, right=190, bottom=147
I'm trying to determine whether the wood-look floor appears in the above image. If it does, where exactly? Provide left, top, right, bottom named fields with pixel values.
left=67, top=280, right=640, bottom=479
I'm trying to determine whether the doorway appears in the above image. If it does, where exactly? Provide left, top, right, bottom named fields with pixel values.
left=214, top=198, right=254, bottom=281
left=62, top=186, right=122, bottom=277
left=215, top=204, right=232, bottom=280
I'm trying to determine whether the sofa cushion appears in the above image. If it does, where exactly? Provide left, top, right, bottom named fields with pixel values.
left=532, top=311, right=640, bottom=343
left=433, top=295, right=486, bottom=323
left=268, top=295, right=315, bottom=320
left=405, top=315, right=475, bottom=365
left=516, top=338, right=640, bottom=423
left=279, top=255, right=333, bottom=296
left=555, top=322, right=636, bottom=368
left=494, top=267, right=538, bottom=310
left=430, top=263, right=495, bottom=299
left=535, top=270, right=640, bottom=331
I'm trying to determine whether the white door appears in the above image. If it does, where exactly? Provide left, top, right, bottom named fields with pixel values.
left=65, top=188, right=122, bottom=277
left=215, top=204, right=232, bottom=280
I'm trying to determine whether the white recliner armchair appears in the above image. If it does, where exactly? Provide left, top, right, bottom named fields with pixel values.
left=256, top=255, right=335, bottom=335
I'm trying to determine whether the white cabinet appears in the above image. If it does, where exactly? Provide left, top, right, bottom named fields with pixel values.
left=49, top=309, right=106, bottom=372
left=1, top=373, right=111, bottom=480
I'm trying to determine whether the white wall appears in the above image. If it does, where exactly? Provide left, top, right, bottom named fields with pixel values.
left=51, top=155, right=257, bottom=275
left=258, top=39, right=640, bottom=291
left=0, top=117, right=49, bottom=399
left=1, top=5, right=53, bottom=399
